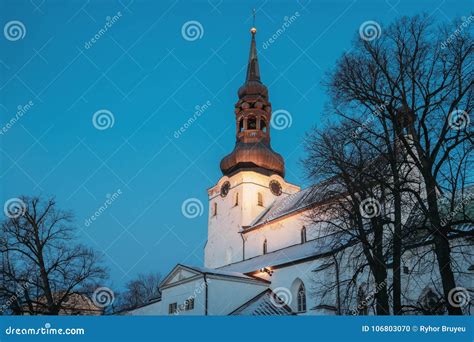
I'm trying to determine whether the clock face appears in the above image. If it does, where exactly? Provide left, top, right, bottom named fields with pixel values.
left=220, top=181, right=231, bottom=197
left=269, top=180, right=282, bottom=196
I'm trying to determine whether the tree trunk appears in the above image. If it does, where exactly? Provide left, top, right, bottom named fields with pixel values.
left=392, top=190, right=402, bottom=315
left=372, top=219, right=390, bottom=315
left=424, top=175, right=462, bottom=315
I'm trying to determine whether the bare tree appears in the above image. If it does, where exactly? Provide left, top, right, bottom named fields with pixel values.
left=324, top=15, right=473, bottom=314
left=304, top=122, right=397, bottom=315
left=0, top=196, right=107, bottom=315
left=115, top=272, right=162, bottom=311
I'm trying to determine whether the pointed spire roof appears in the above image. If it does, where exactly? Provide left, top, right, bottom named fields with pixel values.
left=238, top=26, right=268, bottom=100
left=245, top=28, right=261, bottom=83
left=221, top=19, right=285, bottom=178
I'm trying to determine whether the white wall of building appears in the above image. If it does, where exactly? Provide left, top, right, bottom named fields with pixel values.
left=207, top=278, right=269, bottom=315
left=204, top=171, right=299, bottom=269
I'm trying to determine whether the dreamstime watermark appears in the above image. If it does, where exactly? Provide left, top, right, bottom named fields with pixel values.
left=441, top=15, right=474, bottom=49
left=0, top=101, right=34, bottom=136
left=92, top=109, right=115, bottom=130
left=359, top=21, right=381, bottom=41
left=181, top=198, right=203, bottom=219
left=264, top=192, right=299, bottom=227
left=351, top=280, right=387, bottom=315
left=271, top=109, right=292, bottom=130
left=84, top=12, right=123, bottom=49
left=4, top=20, right=26, bottom=41
left=448, top=109, right=470, bottom=130
left=3, top=198, right=26, bottom=219
left=5, top=323, right=85, bottom=336
left=440, top=192, right=473, bottom=227
left=447, top=287, right=470, bottom=308
left=173, top=280, right=209, bottom=315
left=359, top=197, right=381, bottom=219
left=262, top=12, right=300, bottom=49
left=1, top=279, right=30, bottom=313
left=84, top=190, right=122, bottom=227
left=181, top=21, right=204, bottom=41
left=352, top=102, right=387, bottom=138
left=270, top=287, right=292, bottom=308
left=174, top=100, right=212, bottom=139
left=91, top=287, right=115, bottom=308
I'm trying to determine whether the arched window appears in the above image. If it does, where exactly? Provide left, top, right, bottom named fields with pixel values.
left=263, top=239, right=267, bottom=254
left=301, top=226, right=307, bottom=244
left=297, top=283, right=307, bottom=312
left=213, top=202, right=217, bottom=216
left=260, top=119, right=267, bottom=133
left=257, top=193, right=263, bottom=206
left=234, top=192, right=239, bottom=206
left=238, top=118, right=244, bottom=132
left=247, top=116, right=257, bottom=130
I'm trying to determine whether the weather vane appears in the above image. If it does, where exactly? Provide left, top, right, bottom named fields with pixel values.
left=251, top=8, right=257, bottom=34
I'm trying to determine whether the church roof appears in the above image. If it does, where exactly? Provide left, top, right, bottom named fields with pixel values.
left=160, top=264, right=270, bottom=289
left=184, top=265, right=268, bottom=282
left=219, top=232, right=353, bottom=274
left=246, top=179, right=343, bottom=230
left=229, top=289, right=294, bottom=315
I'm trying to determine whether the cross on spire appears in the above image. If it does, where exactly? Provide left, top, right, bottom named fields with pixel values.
left=250, top=8, right=257, bottom=34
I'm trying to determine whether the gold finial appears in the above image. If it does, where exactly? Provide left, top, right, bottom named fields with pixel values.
left=250, top=8, right=257, bottom=34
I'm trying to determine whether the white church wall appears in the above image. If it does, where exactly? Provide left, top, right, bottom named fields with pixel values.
left=159, top=277, right=207, bottom=316
left=207, top=278, right=269, bottom=315
left=127, top=300, right=163, bottom=316
left=251, top=258, right=335, bottom=315
left=243, top=214, right=317, bottom=260
left=205, top=171, right=299, bottom=269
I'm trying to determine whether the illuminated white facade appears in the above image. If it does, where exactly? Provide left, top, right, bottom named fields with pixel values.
left=127, top=27, right=472, bottom=317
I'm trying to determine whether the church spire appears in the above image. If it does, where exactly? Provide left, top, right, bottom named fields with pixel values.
left=220, top=19, right=285, bottom=178
left=245, top=22, right=261, bottom=83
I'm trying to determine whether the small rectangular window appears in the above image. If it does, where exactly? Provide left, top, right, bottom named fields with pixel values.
left=257, top=193, right=263, bottom=207
left=185, top=298, right=194, bottom=311
left=168, top=302, right=177, bottom=314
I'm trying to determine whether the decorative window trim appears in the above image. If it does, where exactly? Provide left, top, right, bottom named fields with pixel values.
left=297, top=283, right=307, bottom=313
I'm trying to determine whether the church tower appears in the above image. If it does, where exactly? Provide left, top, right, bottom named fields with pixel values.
left=204, top=25, right=300, bottom=269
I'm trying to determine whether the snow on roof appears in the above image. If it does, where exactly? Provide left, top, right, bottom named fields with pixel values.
left=219, top=233, right=352, bottom=274
left=230, top=289, right=294, bottom=315
left=181, top=265, right=269, bottom=283
left=248, top=180, right=343, bottom=228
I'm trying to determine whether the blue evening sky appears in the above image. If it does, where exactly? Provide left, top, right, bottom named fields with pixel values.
left=0, top=0, right=470, bottom=289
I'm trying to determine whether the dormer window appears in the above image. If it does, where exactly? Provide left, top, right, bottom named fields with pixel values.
left=238, top=118, right=244, bottom=132
left=260, top=119, right=267, bottom=132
